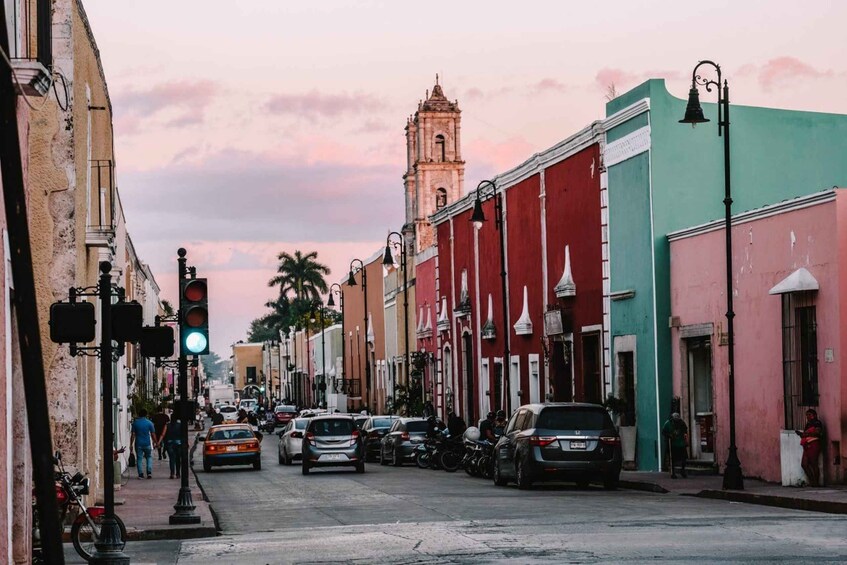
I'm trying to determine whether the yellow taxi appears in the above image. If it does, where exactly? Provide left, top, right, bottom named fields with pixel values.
left=200, top=423, right=262, bottom=472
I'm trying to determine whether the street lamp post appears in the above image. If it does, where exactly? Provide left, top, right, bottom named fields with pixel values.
left=470, top=180, right=511, bottom=415
left=383, top=232, right=409, bottom=413
left=348, top=259, right=370, bottom=412
left=328, top=283, right=344, bottom=394
left=312, top=299, right=327, bottom=408
left=679, top=60, right=743, bottom=490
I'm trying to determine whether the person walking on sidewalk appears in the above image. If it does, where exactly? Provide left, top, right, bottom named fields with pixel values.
left=159, top=417, right=183, bottom=479
left=662, top=412, right=688, bottom=479
left=796, top=408, right=824, bottom=487
left=130, top=409, right=158, bottom=479
left=152, top=405, right=170, bottom=461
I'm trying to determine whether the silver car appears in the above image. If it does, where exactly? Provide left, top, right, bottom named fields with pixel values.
left=302, top=416, right=365, bottom=475
left=277, top=417, right=309, bottom=465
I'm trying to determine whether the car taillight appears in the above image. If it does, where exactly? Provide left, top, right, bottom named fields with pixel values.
left=401, top=432, right=410, bottom=441
left=55, top=485, right=68, bottom=505
left=305, top=432, right=316, bottom=445
left=242, top=441, right=259, bottom=450
left=600, top=436, right=621, bottom=446
left=529, top=436, right=557, bottom=447
left=290, top=431, right=302, bottom=439
left=350, top=430, right=360, bottom=446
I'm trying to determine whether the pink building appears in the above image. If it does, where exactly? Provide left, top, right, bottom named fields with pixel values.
left=668, top=188, right=847, bottom=484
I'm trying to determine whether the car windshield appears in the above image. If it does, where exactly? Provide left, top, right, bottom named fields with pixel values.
left=406, top=421, right=428, bottom=433
left=293, top=419, right=308, bottom=430
left=536, top=408, right=612, bottom=431
left=311, top=419, right=354, bottom=437
left=276, top=406, right=296, bottom=413
left=210, top=428, right=253, bottom=440
left=372, top=418, right=395, bottom=428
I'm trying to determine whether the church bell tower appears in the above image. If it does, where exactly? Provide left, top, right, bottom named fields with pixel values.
left=403, top=76, right=465, bottom=254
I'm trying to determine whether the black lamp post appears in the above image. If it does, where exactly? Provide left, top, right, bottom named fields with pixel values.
left=311, top=299, right=327, bottom=408
left=383, top=232, right=409, bottom=412
left=328, top=283, right=344, bottom=393
left=470, top=179, right=511, bottom=415
left=679, top=60, right=743, bottom=490
left=348, top=259, right=370, bottom=411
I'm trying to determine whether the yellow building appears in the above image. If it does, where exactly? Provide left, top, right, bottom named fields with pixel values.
left=231, top=342, right=264, bottom=397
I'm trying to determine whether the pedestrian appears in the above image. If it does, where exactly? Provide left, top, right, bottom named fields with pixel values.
left=662, top=412, right=689, bottom=479
left=423, top=401, right=435, bottom=419
left=158, top=417, right=183, bottom=479
left=237, top=408, right=249, bottom=423
left=211, top=407, right=224, bottom=426
left=479, top=412, right=497, bottom=443
left=151, top=405, right=170, bottom=461
left=130, top=408, right=158, bottom=479
left=493, top=410, right=507, bottom=437
left=796, top=408, right=824, bottom=486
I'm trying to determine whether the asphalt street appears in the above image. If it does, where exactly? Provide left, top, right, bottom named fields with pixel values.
left=74, top=436, right=847, bottom=563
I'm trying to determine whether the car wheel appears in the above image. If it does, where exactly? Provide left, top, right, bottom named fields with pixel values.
left=278, top=450, right=285, bottom=465
left=493, top=458, right=508, bottom=486
left=392, top=448, right=402, bottom=467
left=254, top=457, right=262, bottom=471
left=356, top=462, right=365, bottom=474
left=379, top=448, right=388, bottom=466
left=302, top=462, right=310, bottom=475
left=515, top=457, right=533, bottom=490
left=203, top=461, right=211, bottom=473
left=603, top=473, right=619, bottom=490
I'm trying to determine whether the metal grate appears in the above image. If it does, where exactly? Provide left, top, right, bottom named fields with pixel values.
left=782, top=292, right=818, bottom=430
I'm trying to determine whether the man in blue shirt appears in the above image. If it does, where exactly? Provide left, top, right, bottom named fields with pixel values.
left=130, top=409, right=158, bottom=479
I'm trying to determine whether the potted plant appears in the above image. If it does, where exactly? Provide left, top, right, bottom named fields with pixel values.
left=604, top=394, right=637, bottom=466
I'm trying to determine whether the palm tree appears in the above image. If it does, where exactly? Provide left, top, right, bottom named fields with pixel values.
left=268, top=250, right=330, bottom=302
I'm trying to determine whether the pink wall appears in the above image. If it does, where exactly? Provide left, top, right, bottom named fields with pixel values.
left=669, top=193, right=844, bottom=483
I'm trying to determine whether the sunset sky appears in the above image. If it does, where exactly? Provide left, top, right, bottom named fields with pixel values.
left=83, top=1, right=847, bottom=355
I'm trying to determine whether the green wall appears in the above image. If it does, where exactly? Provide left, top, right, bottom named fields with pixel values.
left=607, top=79, right=847, bottom=471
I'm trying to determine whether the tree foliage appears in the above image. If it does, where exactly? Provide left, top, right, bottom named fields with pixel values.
left=268, top=250, right=330, bottom=302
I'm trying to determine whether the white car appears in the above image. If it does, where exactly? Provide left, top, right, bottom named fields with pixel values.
left=277, top=418, right=309, bottom=465
left=219, top=405, right=239, bottom=423
left=240, top=399, right=258, bottom=413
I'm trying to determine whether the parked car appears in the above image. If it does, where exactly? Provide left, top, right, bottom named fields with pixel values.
left=492, top=403, right=621, bottom=490
left=273, top=405, right=298, bottom=427
left=379, top=418, right=428, bottom=466
left=360, top=416, right=399, bottom=461
left=277, top=417, right=309, bottom=465
left=352, top=415, right=369, bottom=430
left=239, top=398, right=258, bottom=414
left=219, top=404, right=239, bottom=423
left=200, top=423, right=262, bottom=472
left=301, top=415, right=365, bottom=475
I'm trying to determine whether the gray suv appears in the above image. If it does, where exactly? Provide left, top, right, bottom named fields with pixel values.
left=302, top=415, right=365, bottom=475
left=493, top=403, right=622, bottom=489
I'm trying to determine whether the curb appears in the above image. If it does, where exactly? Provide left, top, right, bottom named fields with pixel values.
left=618, top=480, right=669, bottom=494
left=695, top=489, right=847, bottom=515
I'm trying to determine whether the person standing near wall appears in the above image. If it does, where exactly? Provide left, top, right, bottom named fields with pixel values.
left=130, top=409, right=158, bottom=479
left=662, top=412, right=688, bottom=479
left=796, top=408, right=824, bottom=487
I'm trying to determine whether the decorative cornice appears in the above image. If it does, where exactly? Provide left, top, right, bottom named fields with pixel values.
left=554, top=245, right=576, bottom=298
left=454, top=269, right=471, bottom=316
left=667, top=189, right=837, bottom=242
left=602, top=98, right=650, bottom=131
left=604, top=126, right=651, bottom=168
left=10, top=60, right=51, bottom=96
left=481, top=293, right=496, bottom=340
left=436, top=297, right=450, bottom=332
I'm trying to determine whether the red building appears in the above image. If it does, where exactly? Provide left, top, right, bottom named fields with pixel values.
left=426, top=123, right=607, bottom=423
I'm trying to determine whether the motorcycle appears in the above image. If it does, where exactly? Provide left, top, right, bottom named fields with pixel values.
left=33, top=450, right=127, bottom=562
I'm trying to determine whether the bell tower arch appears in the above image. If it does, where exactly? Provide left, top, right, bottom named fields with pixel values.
left=403, top=76, right=465, bottom=254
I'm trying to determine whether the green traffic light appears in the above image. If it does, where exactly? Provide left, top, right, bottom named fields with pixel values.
left=184, top=331, right=208, bottom=354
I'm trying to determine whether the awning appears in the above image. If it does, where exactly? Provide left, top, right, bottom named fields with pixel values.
left=768, top=268, right=819, bottom=295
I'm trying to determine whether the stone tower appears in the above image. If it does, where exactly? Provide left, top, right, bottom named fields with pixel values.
left=403, top=76, right=465, bottom=254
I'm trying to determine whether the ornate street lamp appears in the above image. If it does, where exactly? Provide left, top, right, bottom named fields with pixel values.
left=383, top=231, right=409, bottom=412
left=679, top=60, right=743, bottom=490
left=348, top=258, right=370, bottom=411
left=470, top=179, right=512, bottom=415
left=328, top=282, right=344, bottom=392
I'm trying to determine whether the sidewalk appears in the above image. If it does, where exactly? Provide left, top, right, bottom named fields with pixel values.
left=94, top=449, right=217, bottom=541
left=620, top=471, right=847, bottom=514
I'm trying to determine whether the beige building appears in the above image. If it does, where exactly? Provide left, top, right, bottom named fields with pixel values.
left=231, top=342, right=264, bottom=397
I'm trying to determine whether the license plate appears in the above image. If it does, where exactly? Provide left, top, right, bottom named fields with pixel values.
left=226, top=445, right=238, bottom=452
left=320, top=453, right=346, bottom=462
left=570, top=441, right=587, bottom=450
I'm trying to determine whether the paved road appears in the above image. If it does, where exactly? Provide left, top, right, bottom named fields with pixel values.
left=175, top=436, right=847, bottom=563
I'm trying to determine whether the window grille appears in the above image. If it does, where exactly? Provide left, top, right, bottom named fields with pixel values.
left=782, top=292, right=818, bottom=430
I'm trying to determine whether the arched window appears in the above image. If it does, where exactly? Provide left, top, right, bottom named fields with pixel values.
left=435, top=188, right=447, bottom=210
left=434, top=134, right=446, bottom=162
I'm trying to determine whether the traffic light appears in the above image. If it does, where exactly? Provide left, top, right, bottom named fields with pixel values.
left=180, top=278, right=209, bottom=355
left=139, top=325, right=175, bottom=358
left=112, top=300, right=143, bottom=342
left=49, top=301, right=95, bottom=343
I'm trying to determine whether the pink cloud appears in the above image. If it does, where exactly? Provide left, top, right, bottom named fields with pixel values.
left=112, top=80, right=219, bottom=128
left=530, top=78, right=568, bottom=95
left=757, top=57, right=835, bottom=90
left=464, top=136, right=536, bottom=173
left=265, top=90, right=382, bottom=120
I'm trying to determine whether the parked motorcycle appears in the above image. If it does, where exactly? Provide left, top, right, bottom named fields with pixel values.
left=33, top=450, right=127, bottom=562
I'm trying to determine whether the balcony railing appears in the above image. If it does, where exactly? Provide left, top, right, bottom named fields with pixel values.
left=85, top=160, right=116, bottom=247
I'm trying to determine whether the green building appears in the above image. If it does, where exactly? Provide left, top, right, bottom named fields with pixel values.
left=604, top=78, right=847, bottom=471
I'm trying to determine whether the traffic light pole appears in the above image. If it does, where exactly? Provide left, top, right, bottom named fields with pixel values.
left=91, top=262, right=129, bottom=564
left=170, top=248, right=200, bottom=525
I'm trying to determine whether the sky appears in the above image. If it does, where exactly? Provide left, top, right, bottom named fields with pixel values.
left=82, top=0, right=847, bottom=356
